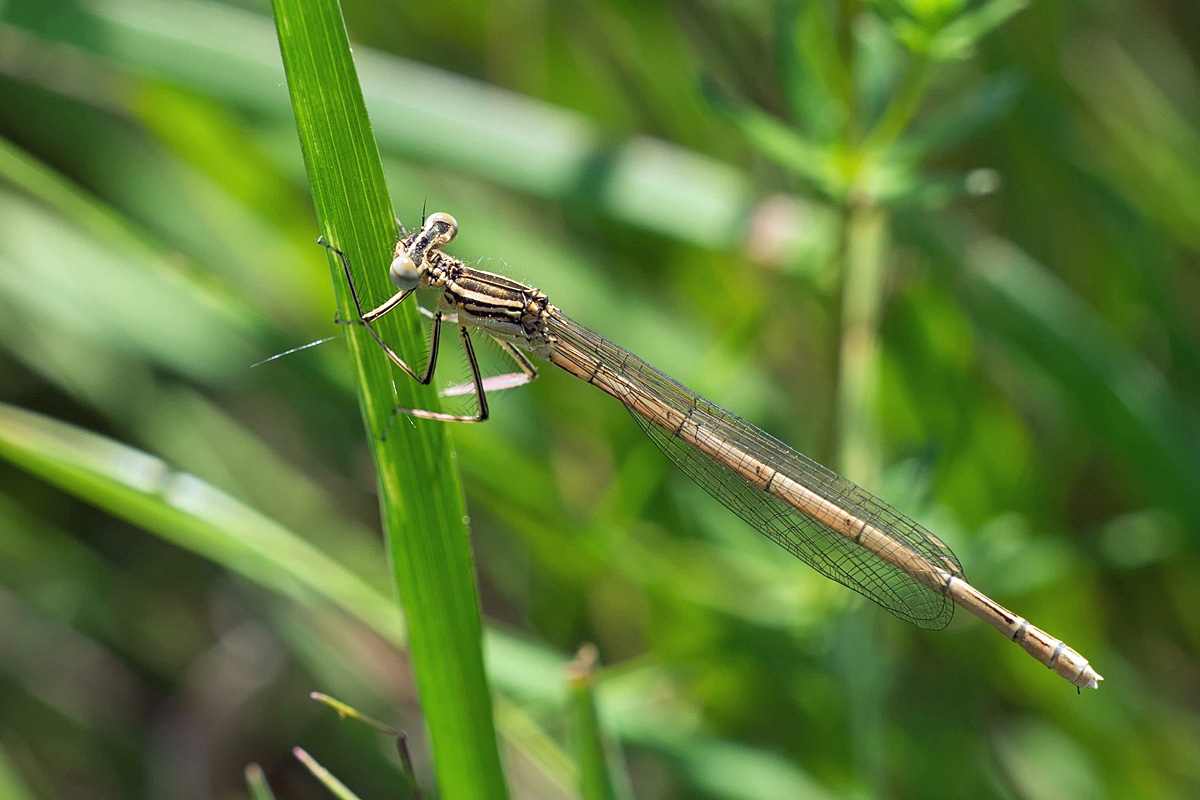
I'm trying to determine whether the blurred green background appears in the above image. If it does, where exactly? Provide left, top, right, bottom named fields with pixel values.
left=1, top=0, right=1198, bottom=797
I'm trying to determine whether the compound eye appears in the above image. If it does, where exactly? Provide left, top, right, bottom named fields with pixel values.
left=424, top=212, right=458, bottom=246
left=389, top=252, right=420, bottom=290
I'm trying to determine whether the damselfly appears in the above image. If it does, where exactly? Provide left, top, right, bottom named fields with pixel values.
left=322, top=213, right=1102, bottom=689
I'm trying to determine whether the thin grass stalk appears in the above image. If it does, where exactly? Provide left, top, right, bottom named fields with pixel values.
left=270, top=1, right=508, bottom=797
left=568, top=646, right=619, bottom=800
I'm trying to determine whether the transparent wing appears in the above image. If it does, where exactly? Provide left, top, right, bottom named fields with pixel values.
left=549, top=312, right=963, bottom=630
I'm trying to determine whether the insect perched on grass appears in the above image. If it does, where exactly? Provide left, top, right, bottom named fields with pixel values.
left=322, top=213, right=1102, bottom=690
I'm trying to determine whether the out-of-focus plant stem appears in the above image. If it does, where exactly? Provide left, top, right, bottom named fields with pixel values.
left=831, top=194, right=891, bottom=797
left=827, top=10, right=930, bottom=790
left=836, top=203, right=888, bottom=491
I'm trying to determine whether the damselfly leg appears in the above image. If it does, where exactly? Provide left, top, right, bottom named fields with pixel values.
left=380, top=326, right=491, bottom=438
left=320, top=232, right=537, bottom=433
left=319, top=236, right=436, bottom=384
left=438, top=339, right=539, bottom=398
left=412, top=307, right=539, bottom=397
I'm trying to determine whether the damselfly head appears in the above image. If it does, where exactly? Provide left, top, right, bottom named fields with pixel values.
left=389, top=251, right=420, bottom=290
left=424, top=212, right=458, bottom=247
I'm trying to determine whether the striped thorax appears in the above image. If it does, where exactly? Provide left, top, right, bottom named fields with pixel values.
left=399, top=214, right=557, bottom=359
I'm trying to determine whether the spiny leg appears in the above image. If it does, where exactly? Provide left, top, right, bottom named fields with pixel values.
left=319, top=236, right=409, bottom=323
left=416, top=305, right=541, bottom=395
left=383, top=326, right=491, bottom=439
left=440, top=339, right=539, bottom=397
left=318, top=237, right=436, bottom=384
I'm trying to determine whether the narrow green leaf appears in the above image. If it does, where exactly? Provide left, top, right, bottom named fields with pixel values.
left=778, top=0, right=846, bottom=139
left=270, top=2, right=507, bottom=798
left=1066, top=36, right=1200, bottom=254
left=245, top=764, right=279, bottom=800
left=311, top=693, right=423, bottom=798
left=964, top=238, right=1200, bottom=528
left=0, top=402, right=400, bottom=638
left=294, top=748, right=365, bottom=800
left=568, top=646, right=619, bottom=800
left=0, top=403, right=578, bottom=789
left=703, top=81, right=838, bottom=193
left=926, top=0, right=1029, bottom=62
left=0, top=0, right=794, bottom=253
left=892, top=70, right=1024, bottom=163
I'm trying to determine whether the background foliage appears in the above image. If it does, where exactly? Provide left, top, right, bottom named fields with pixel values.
left=1, top=0, right=1198, bottom=798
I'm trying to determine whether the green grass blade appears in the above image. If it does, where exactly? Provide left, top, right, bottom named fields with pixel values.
left=965, top=237, right=1200, bottom=526
left=0, top=401, right=400, bottom=638
left=567, top=647, right=620, bottom=800
left=0, top=0, right=824, bottom=254
left=244, top=764, right=279, bottom=800
left=269, top=1, right=508, bottom=798
left=293, top=748, right=365, bottom=800
left=310, top=693, right=423, bottom=798
left=0, top=403, right=580, bottom=791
